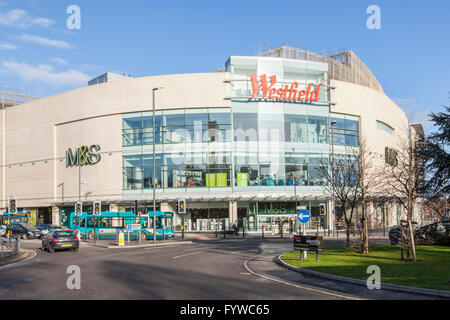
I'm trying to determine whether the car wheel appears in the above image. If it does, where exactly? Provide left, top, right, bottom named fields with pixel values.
left=48, top=246, right=55, bottom=253
left=73, top=247, right=79, bottom=252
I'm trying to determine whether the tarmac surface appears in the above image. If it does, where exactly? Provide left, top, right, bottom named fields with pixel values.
left=0, top=235, right=443, bottom=300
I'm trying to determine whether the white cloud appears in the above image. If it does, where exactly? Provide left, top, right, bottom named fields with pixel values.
left=0, top=9, right=54, bottom=28
left=1, top=61, right=90, bottom=87
left=49, top=57, right=68, bottom=65
left=0, top=43, right=18, bottom=50
left=17, top=34, right=72, bottom=49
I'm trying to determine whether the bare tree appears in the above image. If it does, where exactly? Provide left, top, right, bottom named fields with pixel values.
left=378, top=132, right=426, bottom=262
left=321, top=139, right=378, bottom=250
left=424, top=197, right=449, bottom=221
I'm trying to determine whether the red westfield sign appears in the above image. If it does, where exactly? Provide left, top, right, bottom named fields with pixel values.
left=249, top=73, right=323, bottom=102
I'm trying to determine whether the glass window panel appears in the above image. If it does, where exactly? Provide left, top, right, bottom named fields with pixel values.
left=285, top=114, right=308, bottom=143
left=235, top=164, right=259, bottom=187
left=164, top=114, right=185, bottom=127
left=209, top=113, right=231, bottom=125
left=123, top=116, right=142, bottom=129
left=143, top=167, right=162, bottom=189
left=308, top=116, right=328, bottom=144
left=123, top=155, right=142, bottom=167
left=123, top=167, right=143, bottom=190
left=142, top=115, right=163, bottom=129
left=345, top=134, right=359, bottom=147
left=333, top=133, right=346, bottom=146
left=346, top=119, right=359, bottom=132
left=142, top=128, right=162, bottom=145
left=185, top=165, right=206, bottom=188
left=331, top=117, right=346, bottom=130
left=186, top=112, right=208, bottom=127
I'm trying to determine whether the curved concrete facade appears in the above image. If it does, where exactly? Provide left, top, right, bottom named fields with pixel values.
left=0, top=52, right=410, bottom=231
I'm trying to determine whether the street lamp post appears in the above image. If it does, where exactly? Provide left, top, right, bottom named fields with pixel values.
left=330, top=121, right=337, bottom=237
left=152, top=87, right=163, bottom=245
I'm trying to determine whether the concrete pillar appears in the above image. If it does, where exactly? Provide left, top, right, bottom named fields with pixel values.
left=52, top=206, right=60, bottom=226
left=327, top=200, right=334, bottom=233
left=229, top=200, right=237, bottom=229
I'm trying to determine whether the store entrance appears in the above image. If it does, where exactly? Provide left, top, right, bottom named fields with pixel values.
left=188, top=207, right=229, bottom=231
left=257, top=215, right=296, bottom=235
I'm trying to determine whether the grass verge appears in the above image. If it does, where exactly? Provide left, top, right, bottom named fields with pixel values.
left=280, top=245, right=450, bottom=291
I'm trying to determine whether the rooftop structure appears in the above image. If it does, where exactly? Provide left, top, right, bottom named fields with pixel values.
left=259, top=46, right=384, bottom=93
left=0, top=90, right=39, bottom=109
left=88, top=72, right=133, bottom=86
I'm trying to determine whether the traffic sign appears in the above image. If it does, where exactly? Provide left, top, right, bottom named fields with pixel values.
left=127, top=224, right=141, bottom=232
left=297, top=209, right=311, bottom=224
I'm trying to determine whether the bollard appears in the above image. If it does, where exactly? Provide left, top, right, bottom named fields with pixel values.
left=262, top=227, right=264, bottom=239
left=243, top=223, right=245, bottom=239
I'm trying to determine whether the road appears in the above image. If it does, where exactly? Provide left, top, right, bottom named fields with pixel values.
left=0, top=237, right=441, bottom=300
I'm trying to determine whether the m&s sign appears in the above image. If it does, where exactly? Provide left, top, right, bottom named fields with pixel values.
left=66, top=145, right=102, bottom=167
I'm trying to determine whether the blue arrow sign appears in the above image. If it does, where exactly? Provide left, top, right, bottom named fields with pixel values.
left=297, top=209, right=311, bottom=224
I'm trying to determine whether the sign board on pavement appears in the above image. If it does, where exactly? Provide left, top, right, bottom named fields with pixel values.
left=293, top=235, right=324, bottom=252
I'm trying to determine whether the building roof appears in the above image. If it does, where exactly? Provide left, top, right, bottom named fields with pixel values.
left=258, top=46, right=384, bottom=93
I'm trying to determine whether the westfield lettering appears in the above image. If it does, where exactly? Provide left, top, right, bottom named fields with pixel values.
left=249, top=73, right=323, bottom=102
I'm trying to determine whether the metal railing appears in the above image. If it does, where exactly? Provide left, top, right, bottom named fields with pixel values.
left=0, top=91, right=39, bottom=109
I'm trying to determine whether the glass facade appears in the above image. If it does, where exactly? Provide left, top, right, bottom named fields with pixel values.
left=122, top=57, right=360, bottom=193
left=330, top=114, right=360, bottom=147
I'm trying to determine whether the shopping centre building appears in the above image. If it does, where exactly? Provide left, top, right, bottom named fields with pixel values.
left=0, top=46, right=421, bottom=233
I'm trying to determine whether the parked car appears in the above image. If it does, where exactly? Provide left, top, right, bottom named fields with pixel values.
left=37, top=225, right=63, bottom=238
left=0, top=226, right=5, bottom=237
left=388, top=225, right=420, bottom=245
left=42, top=229, right=79, bottom=253
left=415, top=222, right=450, bottom=246
left=6, top=223, right=41, bottom=240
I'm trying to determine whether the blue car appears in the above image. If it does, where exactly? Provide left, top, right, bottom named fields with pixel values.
left=37, top=225, right=63, bottom=239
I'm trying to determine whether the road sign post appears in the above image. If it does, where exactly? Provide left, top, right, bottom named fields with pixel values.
left=294, top=235, right=324, bottom=263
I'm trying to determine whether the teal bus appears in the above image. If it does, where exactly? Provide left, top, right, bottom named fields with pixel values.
left=1, top=212, right=29, bottom=235
left=69, top=211, right=175, bottom=240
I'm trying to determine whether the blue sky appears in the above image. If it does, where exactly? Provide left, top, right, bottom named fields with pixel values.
left=0, top=0, right=449, bottom=133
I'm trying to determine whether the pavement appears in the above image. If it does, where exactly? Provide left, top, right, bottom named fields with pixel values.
left=0, top=236, right=444, bottom=300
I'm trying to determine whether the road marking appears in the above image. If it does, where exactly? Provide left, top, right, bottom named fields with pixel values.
left=126, top=249, right=164, bottom=257
left=183, top=246, right=214, bottom=251
left=243, top=255, right=363, bottom=300
left=230, top=249, right=261, bottom=254
left=172, top=252, right=203, bottom=259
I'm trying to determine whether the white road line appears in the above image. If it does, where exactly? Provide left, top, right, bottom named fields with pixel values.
left=243, top=255, right=363, bottom=300
left=126, top=249, right=164, bottom=257
left=230, top=249, right=261, bottom=254
left=183, top=246, right=214, bottom=251
left=172, top=251, right=203, bottom=259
